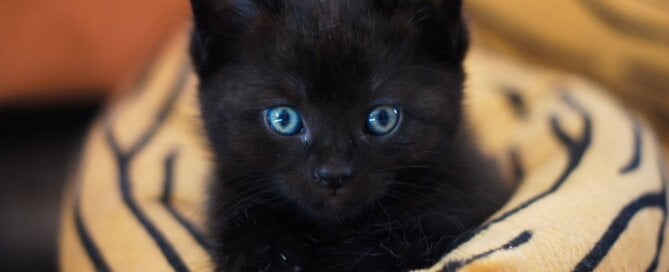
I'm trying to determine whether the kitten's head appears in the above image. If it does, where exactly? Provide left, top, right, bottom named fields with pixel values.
left=191, top=0, right=469, bottom=220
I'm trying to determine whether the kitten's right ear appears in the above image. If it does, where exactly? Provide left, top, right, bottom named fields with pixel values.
left=190, top=0, right=280, bottom=77
left=190, top=0, right=258, bottom=34
left=190, top=0, right=247, bottom=77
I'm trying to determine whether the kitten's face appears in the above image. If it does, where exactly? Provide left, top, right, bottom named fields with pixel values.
left=192, top=0, right=468, bottom=220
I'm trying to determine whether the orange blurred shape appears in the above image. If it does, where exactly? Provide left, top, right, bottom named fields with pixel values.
left=0, top=0, right=190, bottom=105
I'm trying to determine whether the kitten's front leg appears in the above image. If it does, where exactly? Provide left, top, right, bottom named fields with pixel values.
left=213, top=205, right=309, bottom=272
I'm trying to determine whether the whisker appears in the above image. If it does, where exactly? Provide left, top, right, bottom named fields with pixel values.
left=372, top=165, right=430, bottom=174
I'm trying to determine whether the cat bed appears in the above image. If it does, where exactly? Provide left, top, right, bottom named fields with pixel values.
left=466, top=0, right=669, bottom=145
left=59, top=29, right=669, bottom=271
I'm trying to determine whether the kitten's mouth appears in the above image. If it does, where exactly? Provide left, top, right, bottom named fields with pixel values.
left=310, top=187, right=357, bottom=218
left=324, top=194, right=344, bottom=209
left=322, top=188, right=347, bottom=209
left=291, top=178, right=385, bottom=220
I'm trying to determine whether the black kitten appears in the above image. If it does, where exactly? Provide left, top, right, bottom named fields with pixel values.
left=190, top=0, right=511, bottom=271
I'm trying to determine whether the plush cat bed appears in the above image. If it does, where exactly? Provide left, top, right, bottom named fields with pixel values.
left=59, top=29, right=669, bottom=271
left=466, top=0, right=669, bottom=147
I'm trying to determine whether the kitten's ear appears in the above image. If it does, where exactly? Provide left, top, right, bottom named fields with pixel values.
left=374, top=0, right=468, bottom=65
left=189, top=0, right=282, bottom=77
left=373, top=0, right=462, bottom=21
left=373, top=0, right=463, bottom=23
left=190, top=0, right=265, bottom=33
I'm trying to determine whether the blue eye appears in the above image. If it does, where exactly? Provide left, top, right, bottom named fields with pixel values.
left=265, top=106, right=303, bottom=136
left=366, top=106, right=400, bottom=135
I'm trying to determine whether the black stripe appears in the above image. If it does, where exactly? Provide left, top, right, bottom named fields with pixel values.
left=161, top=152, right=215, bottom=254
left=447, top=94, right=592, bottom=251
left=115, top=158, right=189, bottom=271
left=104, top=63, right=191, bottom=271
left=647, top=158, right=668, bottom=272
left=647, top=205, right=666, bottom=272
left=575, top=157, right=667, bottom=272
left=573, top=193, right=666, bottom=271
left=109, top=65, right=189, bottom=158
left=509, top=149, right=524, bottom=186
left=503, top=87, right=528, bottom=118
left=443, top=231, right=533, bottom=272
left=620, top=121, right=642, bottom=174
left=74, top=201, right=112, bottom=272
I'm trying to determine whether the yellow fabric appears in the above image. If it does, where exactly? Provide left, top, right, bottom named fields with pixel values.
left=59, top=29, right=669, bottom=271
left=466, top=0, right=669, bottom=151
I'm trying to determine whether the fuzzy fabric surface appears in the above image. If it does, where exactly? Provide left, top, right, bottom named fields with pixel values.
left=59, top=29, right=669, bottom=271
left=467, top=0, right=669, bottom=150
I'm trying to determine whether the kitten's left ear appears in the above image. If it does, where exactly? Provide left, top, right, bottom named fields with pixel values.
left=374, top=0, right=468, bottom=65
left=189, top=0, right=283, bottom=77
left=190, top=0, right=282, bottom=32
left=426, top=0, right=468, bottom=65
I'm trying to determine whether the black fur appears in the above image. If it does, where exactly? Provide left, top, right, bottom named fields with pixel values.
left=189, top=1, right=511, bottom=271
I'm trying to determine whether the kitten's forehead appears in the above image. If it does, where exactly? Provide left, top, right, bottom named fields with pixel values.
left=214, top=0, right=461, bottom=114
left=239, top=4, right=419, bottom=103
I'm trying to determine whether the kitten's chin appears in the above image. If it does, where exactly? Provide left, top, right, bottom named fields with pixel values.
left=304, top=187, right=370, bottom=221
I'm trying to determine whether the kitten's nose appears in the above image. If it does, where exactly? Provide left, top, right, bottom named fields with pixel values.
left=313, top=166, right=352, bottom=190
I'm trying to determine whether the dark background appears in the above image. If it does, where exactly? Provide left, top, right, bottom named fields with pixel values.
left=0, top=102, right=100, bottom=271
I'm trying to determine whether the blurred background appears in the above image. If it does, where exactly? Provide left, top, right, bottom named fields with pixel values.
left=0, top=1, right=190, bottom=270
left=0, top=0, right=667, bottom=271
